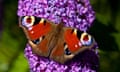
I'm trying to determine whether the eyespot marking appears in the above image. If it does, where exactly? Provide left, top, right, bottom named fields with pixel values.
left=65, top=48, right=71, bottom=55
left=32, top=39, right=40, bottom=44
left=80, top=32, right=93, bottom=46
left=22, top=16, right=35, bottom=28
left=64, top=43, right=71, bottom=55
left=32, top=36, right=45, bottom=44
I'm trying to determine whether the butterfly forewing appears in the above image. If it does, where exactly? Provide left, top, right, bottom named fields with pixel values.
left=20, top=16, right=56, bottom=57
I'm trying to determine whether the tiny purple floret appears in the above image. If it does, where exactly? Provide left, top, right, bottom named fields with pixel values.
left=18, top=0, right=95, bottom=31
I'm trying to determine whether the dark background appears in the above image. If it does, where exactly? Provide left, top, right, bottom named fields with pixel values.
left=0, top=0, right=120, bottom=72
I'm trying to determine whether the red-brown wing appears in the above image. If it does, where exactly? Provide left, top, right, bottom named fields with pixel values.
left=19, top=16, right=56, bottom=57
left=50, top=28, right=95, bottom=64
left=64, top=28, right=95, bottom=54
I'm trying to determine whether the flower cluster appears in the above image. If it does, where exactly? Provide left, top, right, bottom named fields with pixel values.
left=25, top=44, right=99, bottom=72
left=18, top=0, right=95, bottom=31
left=18, top=0, right=99, bottom=72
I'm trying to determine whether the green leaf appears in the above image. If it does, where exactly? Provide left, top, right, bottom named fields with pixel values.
left=9, top=53, right=29, bottom=72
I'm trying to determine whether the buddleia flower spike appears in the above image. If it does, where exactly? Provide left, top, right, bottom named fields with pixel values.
left=18, top=0, right=99, bottom=72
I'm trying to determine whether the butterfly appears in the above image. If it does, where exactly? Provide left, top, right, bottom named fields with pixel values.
left=19, top=16, right=95, bottom=64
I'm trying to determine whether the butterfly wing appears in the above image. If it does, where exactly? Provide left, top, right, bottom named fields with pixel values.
left=50, top=27, right=95, bottom=64
left=64, top=28, right=95, bottom=53
left=19, top=16, right=56, bottom=57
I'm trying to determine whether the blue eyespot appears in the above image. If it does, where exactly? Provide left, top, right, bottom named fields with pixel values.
left=22, top=16, right=35, bottom=28
left=80, top=32, right=93, bottom=46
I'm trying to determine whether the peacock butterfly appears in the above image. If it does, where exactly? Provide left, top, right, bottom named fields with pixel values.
left=19, top=16, right=95, bottom=64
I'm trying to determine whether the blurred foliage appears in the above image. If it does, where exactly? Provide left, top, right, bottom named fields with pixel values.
left=0, top=0, right=120, bottom=72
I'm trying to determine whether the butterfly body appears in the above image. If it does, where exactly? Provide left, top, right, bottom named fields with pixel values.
left=19, top=16, right=95, bottom=64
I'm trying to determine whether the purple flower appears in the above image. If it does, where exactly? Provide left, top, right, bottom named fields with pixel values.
left=17, top=0, right=95, bottom=31
left=18, top=0, right=99, bottom=72
left=25, top=44, right=99, bottom=72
